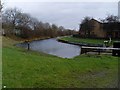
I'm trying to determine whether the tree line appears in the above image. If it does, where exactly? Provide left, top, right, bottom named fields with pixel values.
left=2, top=8, right=76, bottom=39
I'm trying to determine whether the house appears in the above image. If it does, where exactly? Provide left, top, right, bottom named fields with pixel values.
left=79, top=18, right=120, bottom=39
left=103, top=22, right=120, bottom=38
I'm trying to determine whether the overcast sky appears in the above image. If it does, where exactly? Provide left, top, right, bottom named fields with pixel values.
left=2, top=0, right=120, bottom=30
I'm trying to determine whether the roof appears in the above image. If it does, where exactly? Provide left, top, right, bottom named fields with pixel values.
left=90, top=18, right=102, bottom=23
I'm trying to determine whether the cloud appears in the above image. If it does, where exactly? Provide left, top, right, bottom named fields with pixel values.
left=3, top=1, right=118, bottom=30
left=3, top=0, right=120, bottom=2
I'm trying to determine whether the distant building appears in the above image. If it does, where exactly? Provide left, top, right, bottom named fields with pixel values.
left=79, top=19, right=120, bottom=39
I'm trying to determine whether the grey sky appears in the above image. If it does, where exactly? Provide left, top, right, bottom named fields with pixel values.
left=3, top=0, right=119, bottom=30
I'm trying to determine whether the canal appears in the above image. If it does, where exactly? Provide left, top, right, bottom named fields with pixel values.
left=17, top=38, right=81, bottom=58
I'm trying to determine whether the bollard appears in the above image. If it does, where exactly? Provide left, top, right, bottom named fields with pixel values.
left=25, top=40, right=30, bottom=50
left=112, top=41, right=120, bottom=56
left=27, top=42, right=30, bottom=50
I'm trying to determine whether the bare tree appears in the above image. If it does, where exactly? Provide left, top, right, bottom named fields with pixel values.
left=2, top=8, right=22, bottom=36
left=81, top=16, right=91, bottom=24
left=58, top=26, right=65, bottom=31
left=104, top=15, right=119, bottom=23
left=0, top=1, right=3, bottom=12
left=17, top=13, right=31, bottom=27
left=51, top=24, right=58, bottom=37
left=3, top=8, right=22, bottom=26
left=2, top=7, right=76, bottom=39
left=80, top=16, right=93, bottom=37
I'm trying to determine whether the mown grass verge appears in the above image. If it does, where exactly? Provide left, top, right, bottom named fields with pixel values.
left=2, top=36, right=119, bottom=88
left=58, top=36, right=118, bottom=46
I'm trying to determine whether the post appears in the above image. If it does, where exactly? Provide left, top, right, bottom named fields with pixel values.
left=98, top=49, right=100, bottom=55
left=25, top=40, right=30, bottom=50
left=27, top=42, right=30, bottom=50
left=112, top=41, right=120, bottom=56
left=109, top=37, right=111, bottom=43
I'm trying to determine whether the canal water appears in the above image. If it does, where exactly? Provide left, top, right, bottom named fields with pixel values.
left=17, top=38, right=81, bottom=58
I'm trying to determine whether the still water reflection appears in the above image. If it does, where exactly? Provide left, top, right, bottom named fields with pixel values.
left=17, top=38, right=81, bottom=58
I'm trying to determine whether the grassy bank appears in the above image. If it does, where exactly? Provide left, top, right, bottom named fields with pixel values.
left=58, top=36, right=111, bottom=45
left=2, top=36, right=119, bottom=88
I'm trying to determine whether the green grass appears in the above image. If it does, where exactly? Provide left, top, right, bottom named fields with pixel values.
left=59, top=36, right=112, bottom=45
left=2, top=36, right=119, bottom=88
